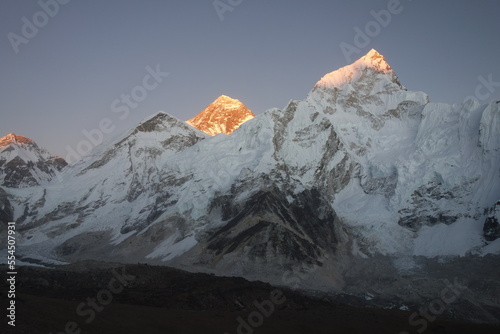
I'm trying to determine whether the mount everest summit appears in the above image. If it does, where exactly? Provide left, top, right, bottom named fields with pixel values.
left=187, top=95, right=255, bottom=135
left=1, top=49, right=499, bottom=321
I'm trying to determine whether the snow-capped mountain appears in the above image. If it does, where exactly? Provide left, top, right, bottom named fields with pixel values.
left=0, top=133, right=67, bottom=188
left=2, top=112, right=207, bottom=233
left=186, top=95, right=255, bottom=135
left=2, top=49, right=500, bottom=321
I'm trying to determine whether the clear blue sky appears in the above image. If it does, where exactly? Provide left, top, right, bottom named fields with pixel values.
left=1, top=0, right=500, bottom=159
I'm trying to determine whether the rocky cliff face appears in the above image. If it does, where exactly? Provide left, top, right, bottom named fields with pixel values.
left=484, top=201, right=500, bottom=241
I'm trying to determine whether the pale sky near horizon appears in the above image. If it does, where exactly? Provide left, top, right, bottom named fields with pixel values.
left=1, top=0, right=500, bottom=159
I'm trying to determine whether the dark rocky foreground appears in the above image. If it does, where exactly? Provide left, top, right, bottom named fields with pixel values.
left=2, top=261, right=499, bottom=334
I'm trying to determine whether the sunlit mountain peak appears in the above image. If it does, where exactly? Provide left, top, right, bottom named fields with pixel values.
left=314, top=49, right=396, bottom=89
left=0, top=133, right=67, bottom=187
left=0, top=133, right=36, bottom=148
left=360, top=49, right=392, bottom=71
left=187, top=95, right=255, bottom=135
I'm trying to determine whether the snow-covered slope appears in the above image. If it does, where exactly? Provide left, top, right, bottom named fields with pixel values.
left=6, top=112, right=207, bottom=244
left=3, top=50, right=500, bottom=320
left=187, top=95, right=255, bottom=135
left=0, top=133, right=67, bottom=187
